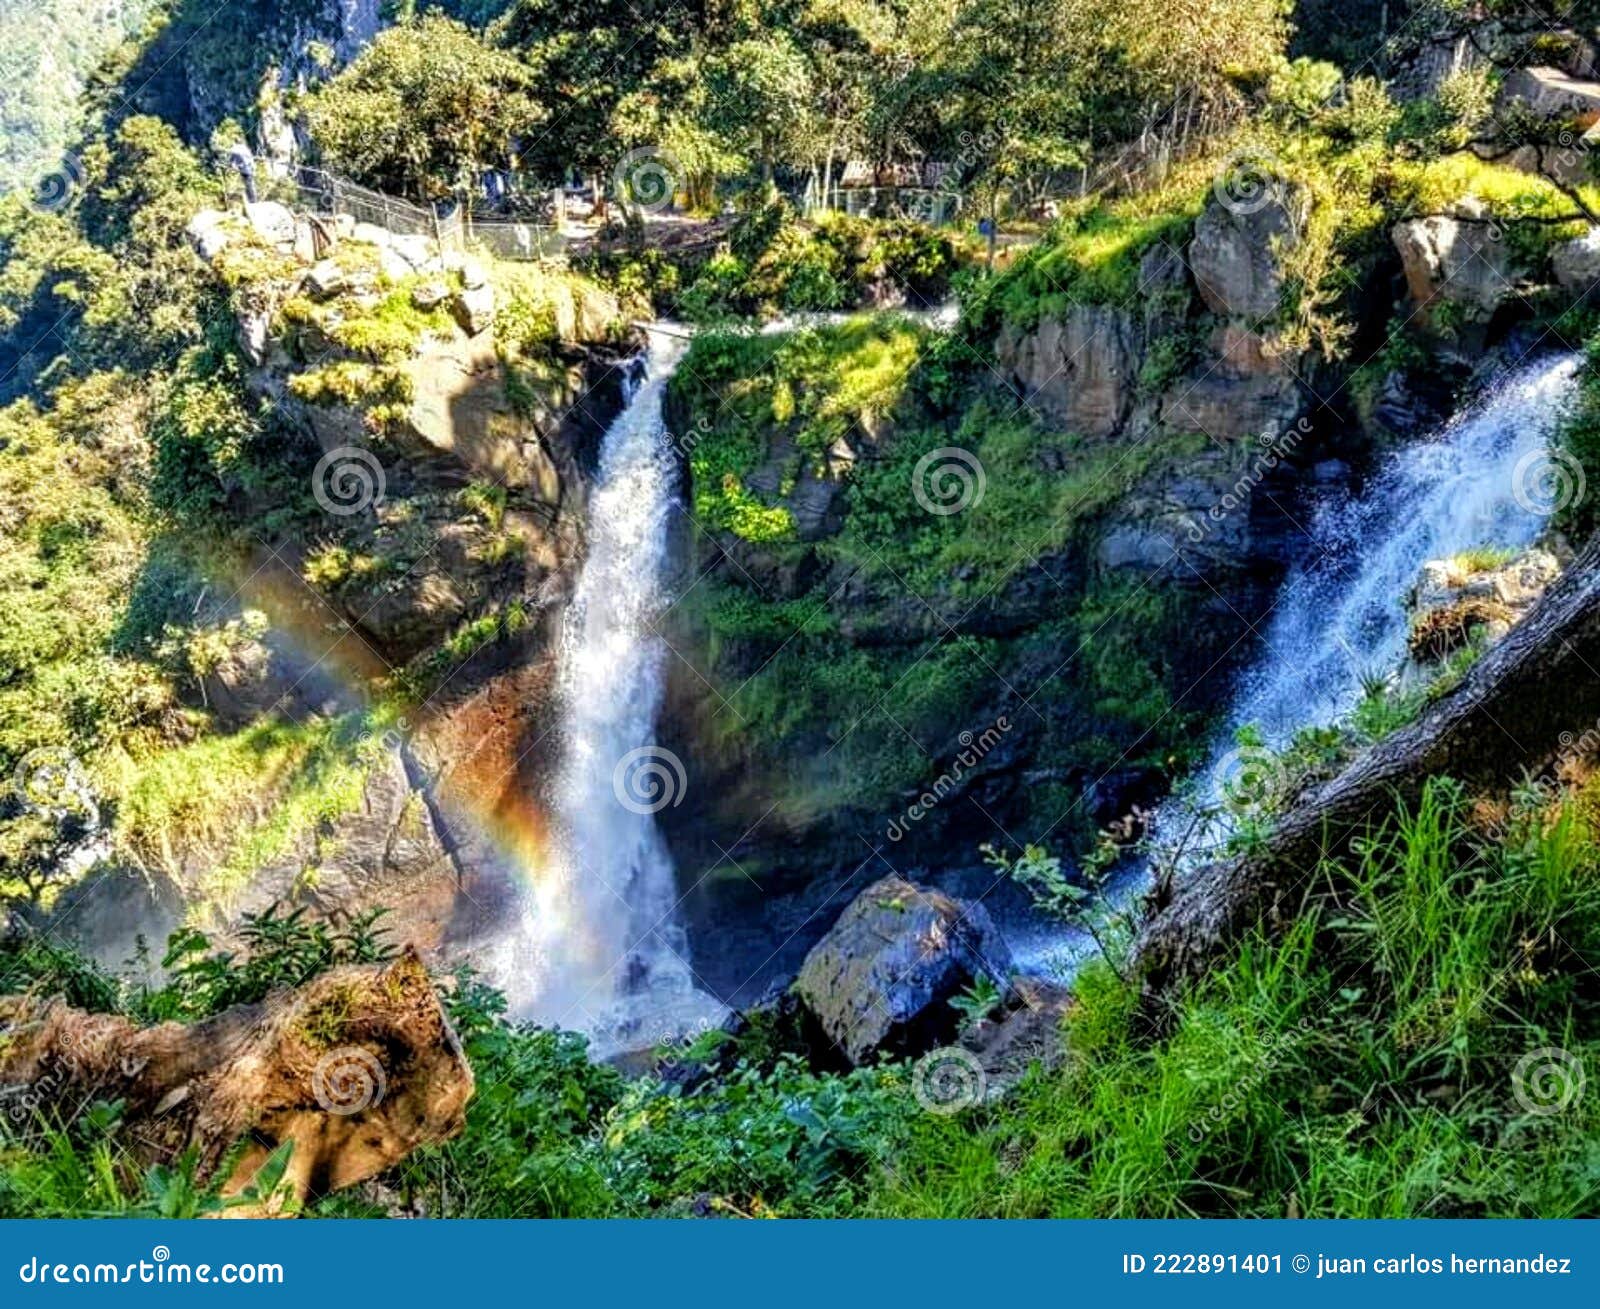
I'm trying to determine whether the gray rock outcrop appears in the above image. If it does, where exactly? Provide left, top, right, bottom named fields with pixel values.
left=795, top=875, right=1014, bottom=1063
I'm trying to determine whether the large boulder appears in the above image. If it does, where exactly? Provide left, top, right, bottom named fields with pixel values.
left=245, top=200, right=297, bottom=250
left=794, top=875, right=1014, bottom=1063
left=1187, top=183, right=1308, bottom=321
left=1553, top=227, right=1600, bottom=294
left=1391, top=201, right=1528, bottom=319
left=186, top=208, right=232, bottom=261
left=996, top=303, right=1140, bottom=438
left=1497, top=65, right=1600, bottom=121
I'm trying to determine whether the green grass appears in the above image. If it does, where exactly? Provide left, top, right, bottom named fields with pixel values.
left=672, top=317, right=927, bottom=543
left=10, top=773, right=1600, bottom=1219
left=869, top=777, right=1600, bottom=1217
left=108, top=711, right=390, bottom=909
left=989, top=196, right=1204, bottom=329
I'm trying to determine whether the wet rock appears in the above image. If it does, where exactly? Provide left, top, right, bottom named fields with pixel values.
left=795, top=875, right=1014, bottom=1064
left=1098, top=451, right=1269, bottom=582
left=1406, top=547, right=1562, bottom=663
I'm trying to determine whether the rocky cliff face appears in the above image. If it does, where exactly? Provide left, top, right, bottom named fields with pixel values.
left=55, top=202, right=644, bottom=967
left=182, top=0, right=385, bottom=176
left=653, top=190, right=1342, bottom=1003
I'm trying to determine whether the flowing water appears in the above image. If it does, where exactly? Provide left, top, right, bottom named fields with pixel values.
left=499, top=328, right=725, bottom=1055
left=1183, top=351, right=1580, bottom=827
left=1018, top=350, right=1582, bottom=973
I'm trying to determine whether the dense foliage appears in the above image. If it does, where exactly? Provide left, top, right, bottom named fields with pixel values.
left=5, top=0, right=1600, bottom=1226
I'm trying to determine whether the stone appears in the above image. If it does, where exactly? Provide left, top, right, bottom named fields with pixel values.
left=1553, top=227, right=1600, bottom=294
left=237, top=309, right=272, bottom=366
left=1187, top=183, right=1308, bottom=320
left=293, top=218, right=319, bottom=264
left=996, top=303, right=1140, bottom=438
left=185, top=208, right=232, bottom=261
left=1391, top=210, right=1526, bottom=318
left=1406, top=547, right=1562, bottom=664
left=411, top=279, right=450, bottom=312
left=351, top=221, right=392, bottom=248
left=959, top=977, right=1075, bottom=1100
left=1160, top=370, right=1301, bottom=443
left=244, top=199, right=297, bottom=249
left=1137, top=239, right=1191, bottom=335
left=794, top=875, right=1014, bottom=1064
left=389, top=233, right=440, bottom=274
left=1097, top=450, right=1277, bottom=582
left=1497, top=65, right=1600, bottom=121
left=306, top=259, right=347, bottom=300
left=451, top=282, right=497, bottom=336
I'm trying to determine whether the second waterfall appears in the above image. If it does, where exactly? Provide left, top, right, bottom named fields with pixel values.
left=500, top=327, right=724, bottom=1056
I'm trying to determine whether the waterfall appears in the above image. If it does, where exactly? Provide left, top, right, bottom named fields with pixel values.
left=1189, top=352, right=1579, bottom=809
left=1209, top=352, right=1579, bottom=756
left=1018, top=351, right=1582, bottom=974
left=501, top=328, right=725, bottom=1055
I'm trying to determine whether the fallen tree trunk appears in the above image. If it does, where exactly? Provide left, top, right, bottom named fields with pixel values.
left=1134, top=536, right=1600, bottom=997
left=0, top=949, right=473, bottom=1213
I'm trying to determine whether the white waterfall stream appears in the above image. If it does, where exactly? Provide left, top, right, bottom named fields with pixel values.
left=1184, top=351, right=1580, bottom=825
left=1015, top=350, right=1582, bottom=973
left=499, top=328, right=725, bottom=1055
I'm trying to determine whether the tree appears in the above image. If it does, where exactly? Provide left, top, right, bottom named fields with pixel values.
left=704, top=34, right=816, bottom=184
left=494, top=0, right=695, bottom=197
left=302, top=15, right=544, bottom=201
